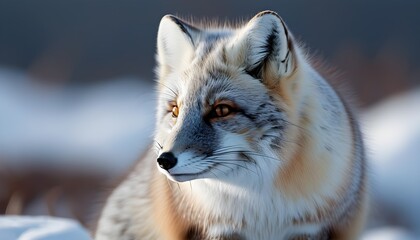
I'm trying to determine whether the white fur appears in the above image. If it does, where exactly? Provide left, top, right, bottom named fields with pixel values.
left=227, top=13, right=293, bottom=77
left=157, top=16, right=196, bottom=74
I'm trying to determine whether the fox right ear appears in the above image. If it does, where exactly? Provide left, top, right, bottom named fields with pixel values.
left=226, top=11, right=296, bottom=86
left=157, top=15, right=198, bottom=76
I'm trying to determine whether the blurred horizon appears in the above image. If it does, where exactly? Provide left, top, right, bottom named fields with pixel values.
left=1, top=0, right=419, bottom=106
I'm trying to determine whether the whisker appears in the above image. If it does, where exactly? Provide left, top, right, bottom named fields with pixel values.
left=212, top=146, right=243, bottom=154
left=261, top=134, right=304, bottom=148
left=217, top=161, right=257, bottom=175
left=204, top=155, right=259, bottom=176
left=211, top=164, right=231, bottom=175
left=154, top=140, right=163, bottom=149
left=157, top=82, right=178, bottom=98
left=195, top=164, right=218, bottom=179
left=212, top=150, right=280, bottom=162
left=166, top=178, right=176, bottom=192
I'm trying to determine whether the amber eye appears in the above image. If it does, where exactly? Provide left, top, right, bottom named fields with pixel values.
left=213, top=104, right=233, bottom=118
left=171, top=105, right=179, bottom=118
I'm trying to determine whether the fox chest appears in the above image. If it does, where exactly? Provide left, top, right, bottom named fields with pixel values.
left=175, top=204, right=328, bottom=240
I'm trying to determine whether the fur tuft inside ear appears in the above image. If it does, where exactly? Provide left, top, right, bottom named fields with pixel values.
left=157, top=15, right=198, bottom=76
left=227, top=11, right=295, bottom=81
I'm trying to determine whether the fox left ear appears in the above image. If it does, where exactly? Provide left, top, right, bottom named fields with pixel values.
left=157, top=15, right=199, bottom=77
left=227, top=11, right=296, bottom=83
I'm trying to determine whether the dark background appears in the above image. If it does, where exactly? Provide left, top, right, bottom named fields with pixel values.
left=1, top=0, right=419, bottom=106
left=1, top=0, right=420, bottom=234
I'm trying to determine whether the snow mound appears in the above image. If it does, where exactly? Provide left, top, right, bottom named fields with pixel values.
left=362, top=88, right=420, bottom=236
left=0, top=216, right=91, bottom=240
left=362, top=227, right=418, bottom=240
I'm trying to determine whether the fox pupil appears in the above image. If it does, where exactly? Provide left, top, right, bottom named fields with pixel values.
left=214, top=104, right=231, bottom=118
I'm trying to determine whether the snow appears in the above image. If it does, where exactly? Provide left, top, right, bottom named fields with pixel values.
left=361, top=227, right=418, bottom=240
left=0, top=216, right=91, bottom=240
left=0, top=68, right=155, bottom=174
left=362, top=88, right=420, bottom=238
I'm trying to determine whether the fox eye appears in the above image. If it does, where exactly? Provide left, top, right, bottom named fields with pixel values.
left=212, top=104, right=233, bottom=118
left=171, top=105, right=179, bottom=118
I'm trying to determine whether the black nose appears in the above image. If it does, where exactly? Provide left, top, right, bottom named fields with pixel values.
left=157, top=152, right=177, bottom=170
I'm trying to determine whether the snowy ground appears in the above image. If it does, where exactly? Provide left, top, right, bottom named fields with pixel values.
left=0, top=216, right=91, bottom=240
left=0, top=68, right=419, bottom=239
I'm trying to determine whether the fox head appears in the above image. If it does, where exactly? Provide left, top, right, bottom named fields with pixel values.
left=154, top=11, right=308, bottom=186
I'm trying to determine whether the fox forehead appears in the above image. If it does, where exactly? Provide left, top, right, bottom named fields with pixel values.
left=166, top=47, right=269, bottom=105
left=168, top=65, right=270, bottom=113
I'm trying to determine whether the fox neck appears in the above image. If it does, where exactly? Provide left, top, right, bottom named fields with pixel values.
left=166, top=176, right=286, bottom=237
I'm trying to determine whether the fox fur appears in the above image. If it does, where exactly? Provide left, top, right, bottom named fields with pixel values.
left=95, top=11, right=367, bottom=240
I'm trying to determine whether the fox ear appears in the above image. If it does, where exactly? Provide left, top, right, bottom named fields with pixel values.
left=157, top=15, right=198, bottom=76
left=227, top=11, right=295, bottom=83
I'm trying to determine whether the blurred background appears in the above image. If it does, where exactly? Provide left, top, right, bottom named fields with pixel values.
left=0, top=0, right=419, bottom=239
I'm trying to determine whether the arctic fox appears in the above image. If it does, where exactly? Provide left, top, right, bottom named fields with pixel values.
left=96, top=11, right=367, bottom=240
